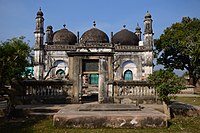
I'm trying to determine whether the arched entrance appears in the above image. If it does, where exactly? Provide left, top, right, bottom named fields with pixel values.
left=81, top=59, right=99, bottom=103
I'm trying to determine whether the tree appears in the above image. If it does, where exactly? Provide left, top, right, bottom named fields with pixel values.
left=0, top=37, right=31, bottom=106
left=154, top=17, right=200, bottom=86
left=148, top=69, right=186, bottom=105
left=148, top=69, right=186, bottom=119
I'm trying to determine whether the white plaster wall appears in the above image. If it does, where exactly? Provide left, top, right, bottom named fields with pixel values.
left=34, top=66, right=39, bottom=79
left=143, top=66, right=153, bottom=79
left=34, top=51, right=40, bottom=63
left=139, top=41, right=144, bottom=46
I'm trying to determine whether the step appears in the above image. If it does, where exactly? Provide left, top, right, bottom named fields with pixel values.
left=29, top=112, right=56, bottom=116
left=78, top=104, right=141, bottom=111
left=15, top=104, right=65, bottom=117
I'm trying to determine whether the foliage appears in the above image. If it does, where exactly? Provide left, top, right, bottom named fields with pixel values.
left=148, top=69, right=186, bottom=105
left=154, top=17, right=200, bottom=86
left=0, top=37, right=31, bottom=105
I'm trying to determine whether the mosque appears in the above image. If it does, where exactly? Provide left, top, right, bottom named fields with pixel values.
left=33, top=8, right=154, bottom=103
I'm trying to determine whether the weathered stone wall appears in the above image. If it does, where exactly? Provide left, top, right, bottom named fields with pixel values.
left=113, top=81, right=156, bottom=104
left=22, top=80, right=73, bottom=104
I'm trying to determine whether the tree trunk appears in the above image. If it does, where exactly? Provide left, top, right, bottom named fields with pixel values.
left=163, top=101, right=171, bottom=120
left=189, top=72, right=196, bottom=86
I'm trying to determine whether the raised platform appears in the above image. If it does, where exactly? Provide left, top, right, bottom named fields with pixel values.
left=53, top=104, right=167, bottom=128
left=78, top=104, right=141, bottom=111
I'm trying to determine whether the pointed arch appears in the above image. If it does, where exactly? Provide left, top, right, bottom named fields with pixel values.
left=124, top=70, right=133, bottom=80
left=56, top=69, right=65, bottom=79
left=122, top=60, right=137, bottom=80
left=52, top=60, right=68, bottom=78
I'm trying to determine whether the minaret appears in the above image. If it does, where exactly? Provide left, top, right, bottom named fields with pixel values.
left=34, top=8, right=45, bottom=80
left=45, top=25, right=53, bottom=45
left=144, top=11, right=153, bottom=48
left=142, top=11, right=154, bottom=80
left=135, top=23, right=142, bottom=41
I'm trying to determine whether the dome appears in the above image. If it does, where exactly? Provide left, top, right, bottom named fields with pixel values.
left=113, top=28, right=139, bottom=46
left=37, top=8, right=43, bottom=16
left=135, top=24, right=141, bottom=31
left=80, top=27, right=109, bottom=43
left=53, top=28, right=77, bottom=45
left=145, top=11, right=152, bottom=18
left=47, top=25, right=53, bottom=30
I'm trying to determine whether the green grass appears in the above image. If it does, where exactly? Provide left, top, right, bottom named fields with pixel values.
left=1, top=116, right=200, bottom=133
left=174, top=97, right=200, bottom=106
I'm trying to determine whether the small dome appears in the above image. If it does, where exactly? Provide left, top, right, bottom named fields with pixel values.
left=47, top=25, right=53, bottom=30
left=113, top=28, right=139, bottom=46
left=53, top=28, right=77, bottom=45
left=135, top=23, right=141, bottom=31
left=145, top=11, right=151, bottom=18
left=80, top=27, right=109, bottom=43
left=37, top=8, right=43, bottom=16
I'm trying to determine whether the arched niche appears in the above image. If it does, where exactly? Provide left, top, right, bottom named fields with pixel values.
left=52, top=60, right=68, bottom=78
left=122, top=60, right=137, bottom=80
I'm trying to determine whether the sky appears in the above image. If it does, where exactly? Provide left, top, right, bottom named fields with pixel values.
left=0, top=0, right=200, bottom=75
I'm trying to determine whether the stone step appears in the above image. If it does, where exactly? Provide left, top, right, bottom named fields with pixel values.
left=15, top=104, right=65, bottom=117
left=78, top=104, right=141, bottom=111
left=29, top=112, right=56, bottom=116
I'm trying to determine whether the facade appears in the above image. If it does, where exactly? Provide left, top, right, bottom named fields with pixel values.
left=33, top=9, right=154, bottom=103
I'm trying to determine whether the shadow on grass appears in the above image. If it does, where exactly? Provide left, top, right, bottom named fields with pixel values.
left=0, top=112, right=49, bottom=133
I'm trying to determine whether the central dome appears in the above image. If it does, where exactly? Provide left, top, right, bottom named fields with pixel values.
left=113, top=29, right=139, bottom=46
left=53, top=28, right=77, bottom=45
left=80, top=27, right=109, bottom=43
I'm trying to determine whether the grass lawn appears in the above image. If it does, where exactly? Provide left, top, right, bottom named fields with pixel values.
left=0, top=116, right=200, bottom=133
left=174, top=96, right=200, bottom=106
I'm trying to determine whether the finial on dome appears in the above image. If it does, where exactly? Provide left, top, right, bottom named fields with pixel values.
left=145, top=11, right=151, bottom=18
left=37, top=7, right=43, bottom=16
left=93, top=21, right=96, bottom=27
left=136, top=23, right=141, bottom=30
left=123, top=25, right=126, bottom=29
left=63, top=24, right=66, bottom=28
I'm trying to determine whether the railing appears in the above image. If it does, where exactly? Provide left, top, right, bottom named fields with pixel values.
left=45, top=45, right=76, bottom=51
left=115, top=45, right=152, bottom=52
left=113, top=80, right=156, bottom=104
left=22, top=80, right=73, bottom=104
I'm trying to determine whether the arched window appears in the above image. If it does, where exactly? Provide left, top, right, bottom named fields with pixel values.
left=124, top=70, right=133, bottom=80
left=56, top=69, right=65, bottom=79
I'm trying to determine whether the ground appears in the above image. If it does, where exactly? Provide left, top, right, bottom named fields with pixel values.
left=1, top=116, right=200, bottom=133
left=1, top=96, right=200, bottom=132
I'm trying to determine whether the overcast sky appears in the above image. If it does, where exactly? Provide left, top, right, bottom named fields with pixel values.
left=0, top=0, right=199, bottom=75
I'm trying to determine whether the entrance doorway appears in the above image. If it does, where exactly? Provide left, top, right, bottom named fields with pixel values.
left=81, top=59, right=99, bottom=103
